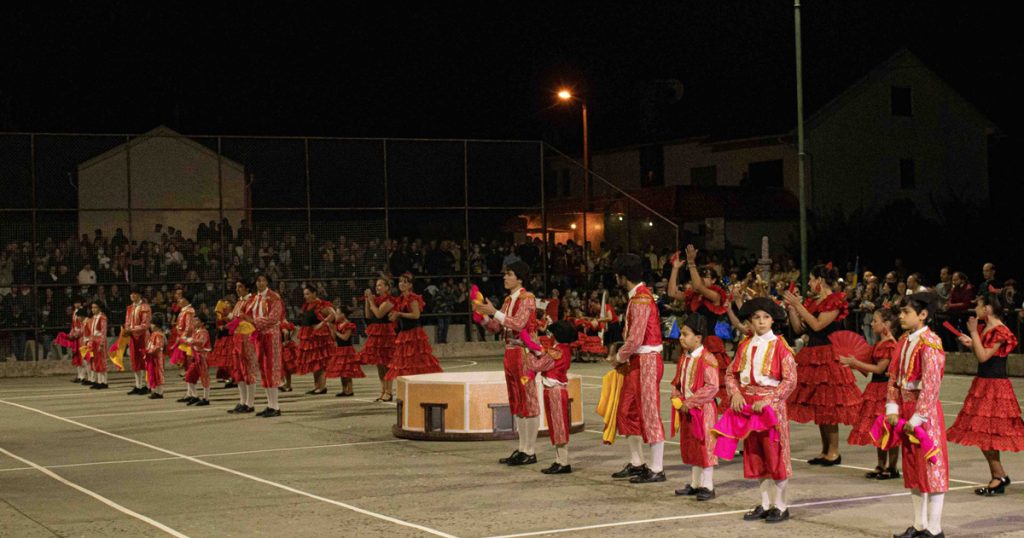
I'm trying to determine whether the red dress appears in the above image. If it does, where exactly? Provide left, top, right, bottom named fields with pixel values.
left=947, top=323, right=1024, bottom=452
left=578, top=319, right=606, bottom=355
left=325, top=322, right=365, bottom=379
left=295, top=299, right=335, bottom=375
left=357, top=295, right=396, bottom=366
left=281, top=321, right=299, bottom=375
left=848, top=339, right=898, bottom=446
left=787, top=292, right=861, bottom=425
left=69, top=313, right=85, bottom=367
left=208, top=321, right=234, bottom=369
left=385, top=294, right=443, bottom=380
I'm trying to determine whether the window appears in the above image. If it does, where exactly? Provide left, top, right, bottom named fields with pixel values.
left=892, top=86, right=912, bottom=117
left=746, top=159, right=784, bottom=189
left=900, top=159, right=915, bottom=189
left=690, top=165, right=718, bottom=187
left=421, top=403, right=448, bottom=433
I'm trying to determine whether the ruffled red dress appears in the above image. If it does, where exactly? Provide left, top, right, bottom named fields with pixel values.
left=208, top=320, right=234, bottom=370
left=325, top=322, right=365, bottom=379
left=577, top=319, right=606, bottom=355
left=357, top=295, right=396, bottom=366
left=384, top=294, right=443, bottom=380
left=848, top=339, right=898, bottom=445
left=947, top=323, right=1024, bottom=452
left=787, top=292, right=862, bottom=425
left=280, top=320, right=300, bottom=375
left=295, top=299, right=335, bottom=375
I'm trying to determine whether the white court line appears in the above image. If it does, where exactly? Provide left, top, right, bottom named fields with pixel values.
left=0, top=446, right=189, bottom=538
left=66, top=408, right=202, bottom=419
left=486, top=484, right=979, bottom=538
left=0, top=398, right=455, bottom=538
left=1, top=391, right=130, bottom=401
left=444, top=359, right=479, bottom=370
left=0, top=439, right=406, bottom=474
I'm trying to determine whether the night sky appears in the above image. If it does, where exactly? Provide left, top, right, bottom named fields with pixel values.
left=2, top=2, right=1018, bottom=154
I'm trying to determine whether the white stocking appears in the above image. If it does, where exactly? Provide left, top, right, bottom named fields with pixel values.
left=266, top=387, right=279, bottom=409
left=927, top=492, right=944, bottom=534
left=523, top=416, right=539, bottom=455
left=691, top=466, right=702, bottom=488
left=759, top=478, right=774, bottom=510
left=555, top=445, right=569, bottom=465
left=911, top=490, right=926, bottom=531
left=774, top=479, right=789, bottom=511
left=627, top=436, right=643, bottom=467
left=649, top=442, right=664, bottom=473
left=701, top=467, right=714, bottom=491
left=238, top=382, right=248, bottom=405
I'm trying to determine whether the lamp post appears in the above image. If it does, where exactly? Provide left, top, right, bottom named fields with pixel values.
left=558, top=89, right=590, bottom=273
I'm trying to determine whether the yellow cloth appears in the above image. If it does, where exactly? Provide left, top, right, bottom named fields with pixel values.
left=109, top=334, right=129, bottom=372
left=214, top=300, right=231, bottom=322
left=178, top=343, right=193, bottom=357
left=236, top=321, right=256, bottom=335
left=596, top=368, right=625, bottom=444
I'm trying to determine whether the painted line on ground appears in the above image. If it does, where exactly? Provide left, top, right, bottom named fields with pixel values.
left=0, top=446, right=190, bottom=538
left=0, top=439, right=406, bottom=474
left=0, top=398, right=456, bottom=538
left=485, top=484, right=979, bottom=538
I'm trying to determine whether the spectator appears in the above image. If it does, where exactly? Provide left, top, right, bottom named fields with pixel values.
left=77, top=263, right=97, bottom=285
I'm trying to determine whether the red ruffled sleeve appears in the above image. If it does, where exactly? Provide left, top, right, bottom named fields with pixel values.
left=871, top=339, right=897, bottom=366
left=805, top=292, right=849, bottom=322
left=337, top=322, right=356, bottom=333
left=403, top=293, right=425, bottom=312
left=982, top=324, right=1018, bottom=358
left=684, top=286, right=728, bottom=315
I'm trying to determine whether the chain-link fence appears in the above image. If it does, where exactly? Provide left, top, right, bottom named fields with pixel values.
left=0, top=131, right=678, bottom=361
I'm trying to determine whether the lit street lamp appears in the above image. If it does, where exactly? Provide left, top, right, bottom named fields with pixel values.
left=558, top=88, right=590, bottom=268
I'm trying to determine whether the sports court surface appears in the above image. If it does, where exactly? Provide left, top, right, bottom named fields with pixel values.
left=2, top=357, right=1022, bottom=537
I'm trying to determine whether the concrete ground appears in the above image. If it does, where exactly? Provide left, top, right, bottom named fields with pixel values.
left=1, top=357, right=1023, bottom=538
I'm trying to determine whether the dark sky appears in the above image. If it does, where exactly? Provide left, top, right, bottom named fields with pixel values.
left=1, top=2, right=1018, bottom=153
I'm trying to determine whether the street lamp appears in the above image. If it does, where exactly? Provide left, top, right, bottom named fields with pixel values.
left=558, top=88, right=590, bottom=270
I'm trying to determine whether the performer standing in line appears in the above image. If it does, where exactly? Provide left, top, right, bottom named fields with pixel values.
left=297, top=285, right=337, bottom=395
left=183, top=314, right=212, bottom=406
left=672, top=316, right=719, bottom=501
left=326, top=306, right=364, bottom=397
left=124, top=287, right=152, bottom=395
left=227, top=280, right=258, bottom=414
left=174, top=290, right=198, bottom=403
left=608, top=254, right=666, bottom=484
left=209, top=293, right=236, bottom=388
left=668, top=246, right=731, bottom=411
left=68, top=300, right=87, bottom=383
left=280, top=320, right=299, bottom=393
left=887, top=293, right=948, bottom=538
left=782, top=264, right=860, bottom=466
left=358, top=277, right=397, bottom=402
left=475, top=261, right=541, bottom=467
left=841, top=307, right=901, bottom=480
left=728, top=298, right=797, bottom=524
left=145, top=321, right=167, bottom=399
left=79, top=307, right=97, bottom=386
left=386, top=273, right=443, bottom=380
left=246, top=274, right=284, bottom=417
left=948, top=294, right=1024, bottom=496
left=526, top=320, right=577, bottom=475
left=87, top=301, right=110, bottom=390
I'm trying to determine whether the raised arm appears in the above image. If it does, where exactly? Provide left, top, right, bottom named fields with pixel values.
left=684, top=245, right=722, bottom=304
left=667, top=253, right=686, bottom=300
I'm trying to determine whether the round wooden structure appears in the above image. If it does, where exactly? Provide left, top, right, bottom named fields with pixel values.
left=392, top=371, right=585, bottom=441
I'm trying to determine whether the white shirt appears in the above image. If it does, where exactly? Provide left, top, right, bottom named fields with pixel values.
left=739, top=331, right=781, bottom=387
left=680, top=345, right=704, bottom=398
left=885, top=326, right=929, bottom=426
left=493, top=286, right=522, bottom=325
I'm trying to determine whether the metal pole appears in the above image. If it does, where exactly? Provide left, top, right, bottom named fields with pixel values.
left=30, top=134, right=39, bottom=360
left=795, top=0, right=808, bottom=293
left=125, top=135, right=133, bottom=288
left=582, top=102, right=589, bottom=285
left=383, top=140, right=390, bottom=244
left=304, top=138, right=313, bottom=280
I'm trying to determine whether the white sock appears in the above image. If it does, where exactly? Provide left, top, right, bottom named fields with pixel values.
left=238, top=382, right=248, bottom=405
left=628, top=436, right=644, bottom=467
left=77, top=366, right=85, bottom=379
left=649, top=442, right=664, bottom=473
left=98, top=372, right=107, bottom=384
left=523, top=416, right=539, bottom=455
left=759, top=478, right=773, bottom=510
left=911, top=490, right=925, bottom=531
left=555, top=445, right=569, bottom=465
left=186, top=383, right=196, bottom=397
left=134, top=371, right=144, bottom=388
left=515, top=417, right=526, bottom=453
left=774, top=479, right=789, bottom=511
left=691, top=466, right=702, bottom=488
left=154, top=385, right=163, bottom=395
left=245, top=385, right=255, bottom=407
left=702, top=467, right=714, bottom=491
left=88, top=370, right=96, bottom=382
left=267, top=387, right=279, bottom=409
left=202, top=385, right=210, bottom=400
left=927, top=493, right=944, bottom=534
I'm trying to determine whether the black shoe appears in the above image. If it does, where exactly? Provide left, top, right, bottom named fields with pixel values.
left=743, top=505, right=769, bottom=521
left=91, top=383, right=108, bottom=390
left=260, top=408, right=281, bottom=418
left=71, top=378, right=83, bottom=383
left=499, top=450, right=522, bottom=464
left=612, top=463, right=645, bottom=479
left=279, top=386, right=293, bottom=393
left=224, top=382, right=237, bottom=389
left=127, top=387, right=141, bottom=395
left=83, top=380, right=96, bottom=386
left=975, top=476, right=1010, bottom=496
left=541, top=463, right=572, bottom=474
left=194, top=399, right=210, bottom=406
left=336, top=392, right=355, bottom=397
left=137, top=387, right=151, bottom=395
left=807, top=457, right=825, bottom=465
left=820, top=455, right=842, bottom=467
left=695, top=488, right=716, bottom=501
left=893, top=526, right=919, bottom=538
left=148, top=393, right=164, bottom=399
left=878, top=468, right=901, bottom=480
left=227, top=404, right=246, bottom=414
left=240, top=405, right=255, bottom=413
left=764, top=508, right=789, bottom=523
left=507, top=452, right=537, bottom=466
left=912, top=532, right=944, bottom=538
left=629, top=468, right=666, bottom=484
left=866, top=466, right=885, bottom=479
left=306, top=388, right=328, bottom=395
left=675, top=485, right=699, bottom=496
left=185, top=396, right=200, bottom=405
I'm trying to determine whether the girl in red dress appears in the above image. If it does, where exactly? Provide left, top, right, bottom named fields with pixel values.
left=668, top=246, right=732, bottom=412
left=948, top=294, right=1024, bottom=496
left=326, top=306, right=364, bottom=397
left=577, top=301, right=607, bottom=359
left=279, top=320, right=298, bottom=392
left=840, top=307, right=901, bottom=480
left=385, top=273, right=443, bottom=380
left=357, top=277, right=397, bottom=401
left=209, top=294, right=235, bottom=386
left=782, top=264, right=861, bottom=466
left=297, top=286, right=337, bottom=395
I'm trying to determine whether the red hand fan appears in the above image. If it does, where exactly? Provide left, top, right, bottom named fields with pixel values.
left=942, top=321, right=964, bottom=338
left=828, top=330, right=872, bottom=363
left=788, top=282, right=797, bottom=294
